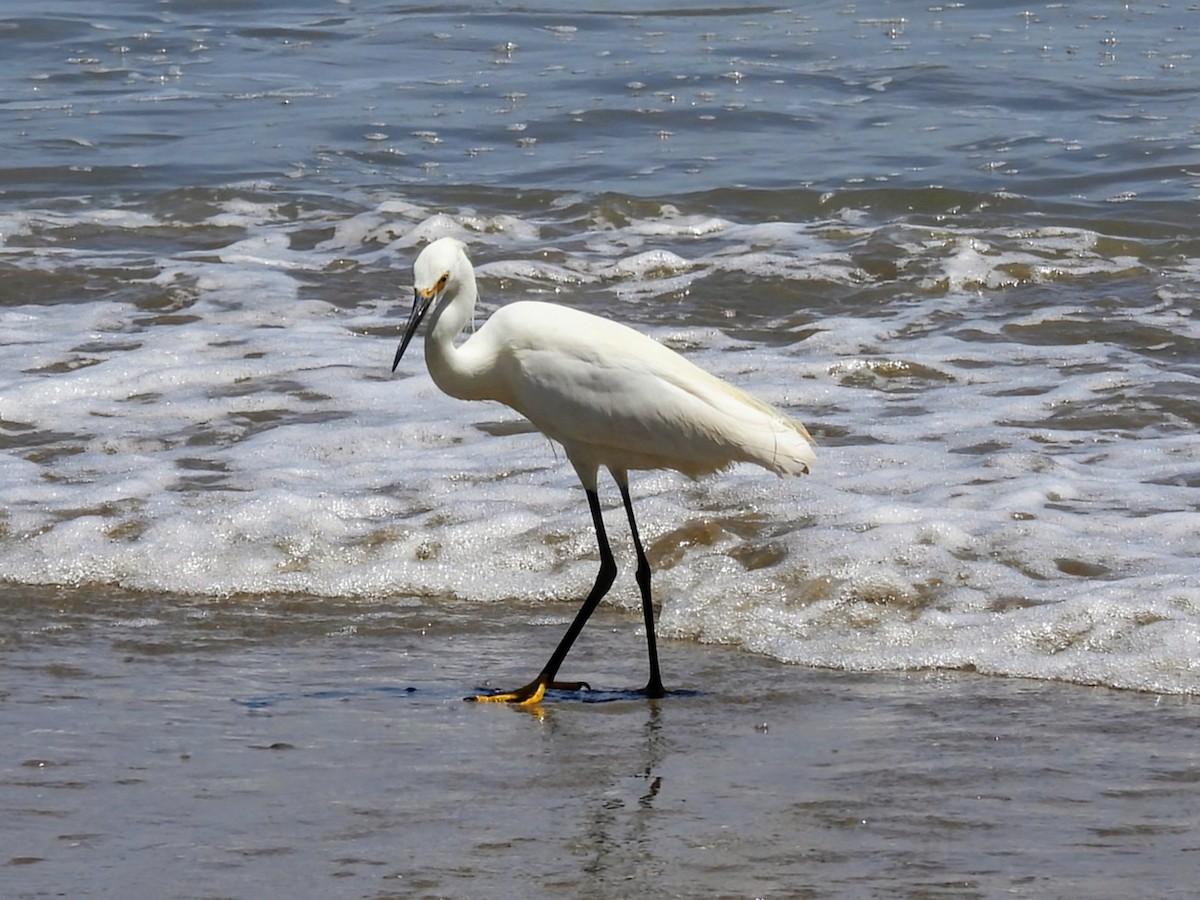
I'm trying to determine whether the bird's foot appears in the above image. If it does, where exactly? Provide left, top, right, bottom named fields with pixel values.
left=641, top=679, right=667, bottom=700
left=466, top=678, right=591, bottom=705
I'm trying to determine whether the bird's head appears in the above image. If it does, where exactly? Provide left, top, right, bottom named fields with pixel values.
left=392, top=237, right=468, bottom=372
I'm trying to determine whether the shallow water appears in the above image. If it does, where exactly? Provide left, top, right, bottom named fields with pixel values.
left=3, top=2, right=1200, bottom=894
left=5, top=586, right=1200, bottom=899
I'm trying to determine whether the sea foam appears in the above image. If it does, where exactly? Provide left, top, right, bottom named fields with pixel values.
left=2, top=197, right=1198, bottom=693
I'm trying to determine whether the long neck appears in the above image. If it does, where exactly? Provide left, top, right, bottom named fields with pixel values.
left=422, top=266, right=491, bottom=401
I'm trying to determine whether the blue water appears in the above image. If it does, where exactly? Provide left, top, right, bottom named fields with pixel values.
left=5, top=1, right=1196, bottom=202
left=4, top=4, right=1200, bottom=898
left=2, top=0, right=1199, bottom=689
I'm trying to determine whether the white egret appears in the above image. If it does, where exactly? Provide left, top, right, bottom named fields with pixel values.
left=392, top=237, right=814, bottom=704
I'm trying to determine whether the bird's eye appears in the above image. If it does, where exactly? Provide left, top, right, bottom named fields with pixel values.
left=436, top=273, right=449, bottom=290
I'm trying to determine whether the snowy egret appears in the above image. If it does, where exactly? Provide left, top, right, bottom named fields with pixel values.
left=392, top=237, right=814, bottom=704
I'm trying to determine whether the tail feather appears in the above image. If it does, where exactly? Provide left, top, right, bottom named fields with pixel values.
left=690, top=372, right=815, bottom=477
left=739, top=413, right=815, bottom=477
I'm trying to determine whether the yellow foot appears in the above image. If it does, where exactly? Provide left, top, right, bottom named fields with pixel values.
left=466, top=679, right=590, bottom=705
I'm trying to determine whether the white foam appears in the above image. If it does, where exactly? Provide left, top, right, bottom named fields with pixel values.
left=2, top=199, right=1199, bottom=694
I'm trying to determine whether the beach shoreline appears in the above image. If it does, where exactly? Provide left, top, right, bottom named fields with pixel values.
left=4, top=589, right=1198, bottom=899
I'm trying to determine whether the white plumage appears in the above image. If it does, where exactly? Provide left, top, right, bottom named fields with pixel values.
left=393, top=237, right=814, bottom=704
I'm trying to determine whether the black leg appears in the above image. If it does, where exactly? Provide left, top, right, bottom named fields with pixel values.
left=619, top=482, right=665, bottom=699
left=468, top=488, right=616, bottom=704
left=537, top=487, right=617, bottom=684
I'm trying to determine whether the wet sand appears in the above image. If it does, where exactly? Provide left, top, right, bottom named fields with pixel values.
left=3, top=589, right=1199, bottom=899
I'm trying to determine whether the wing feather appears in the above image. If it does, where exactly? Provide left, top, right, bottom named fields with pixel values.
left=480, top=301, right=814, bottom=478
